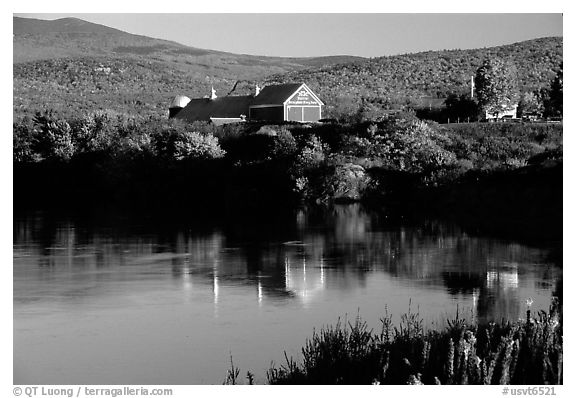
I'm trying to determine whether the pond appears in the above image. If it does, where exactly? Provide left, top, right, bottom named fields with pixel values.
left=13, top=204, right=561, bottom=384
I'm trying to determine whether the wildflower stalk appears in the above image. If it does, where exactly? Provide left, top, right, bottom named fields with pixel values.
left=446, top=338, right=455, bottom=384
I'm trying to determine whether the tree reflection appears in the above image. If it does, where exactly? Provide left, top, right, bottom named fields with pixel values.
left=13, top=205, right=561, bottom=323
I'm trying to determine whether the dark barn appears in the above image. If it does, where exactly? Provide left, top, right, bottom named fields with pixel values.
left=171, top=83, right=324, bottom=124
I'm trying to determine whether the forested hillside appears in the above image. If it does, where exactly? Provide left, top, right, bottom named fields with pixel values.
left=263, top=37, right=563, bottom=118
left=13, top=16, right=562, bottom=120
left=14, top=57, right=224, bottom=118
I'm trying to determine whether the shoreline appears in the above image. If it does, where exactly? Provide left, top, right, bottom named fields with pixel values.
left=14, top=158, right=562, bottom=243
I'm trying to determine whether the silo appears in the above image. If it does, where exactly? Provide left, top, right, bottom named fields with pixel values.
left=169, top=95, right=191, bottom=118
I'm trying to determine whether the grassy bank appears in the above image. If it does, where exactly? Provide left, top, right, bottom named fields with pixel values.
left=225, top=299, right=562, bottom=385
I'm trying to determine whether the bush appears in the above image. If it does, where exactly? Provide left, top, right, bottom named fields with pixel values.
left=174, top=131, right=225, bottom=160
left=13, top=119, right=38, bottom=163
left=323, top=160, right=371, bottom=202
left=271, top=129, right=298, bottom=159
left=152, top=127, right=225, bottom=161
left=116, top=129, right=153, bottom=159
left=71, top=112, right=116, bottom=154
left=291, top=135, right=329, bottom=174
left=345, top=119, right=457, bottom=174
left=340, top=135, right=373, bottom=158
left=32, top=111, right=76, bottom=161
left=286, top=135, right=331, bottom=200
left=211, top=122, right=247, bottom=145
left=220, top=127, right=293, bottom=165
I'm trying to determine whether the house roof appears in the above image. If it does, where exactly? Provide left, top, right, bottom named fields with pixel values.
left=250, top=83, right=304, bottom=106
left=175, top=95, right=252, bottom=121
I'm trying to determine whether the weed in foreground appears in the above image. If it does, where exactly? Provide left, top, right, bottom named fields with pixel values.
left=265, top=298, right=562, bottom=385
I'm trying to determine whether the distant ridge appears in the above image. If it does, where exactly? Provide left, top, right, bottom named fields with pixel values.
left=13, top=16, right=364, bottom=68
left=14, top=17, right=127, bottom=35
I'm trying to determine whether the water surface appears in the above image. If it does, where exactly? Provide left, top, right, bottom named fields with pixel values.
left=13, top=205, right=561, bottom=384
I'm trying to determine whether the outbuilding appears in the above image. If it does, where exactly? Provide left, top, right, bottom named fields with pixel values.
left=168, top=95, right=191, bottom=118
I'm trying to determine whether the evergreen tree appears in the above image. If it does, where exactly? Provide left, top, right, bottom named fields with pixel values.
left=547, top=66, right=563, bottom=117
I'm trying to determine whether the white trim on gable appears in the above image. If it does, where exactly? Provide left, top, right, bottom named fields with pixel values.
left=283, top=83, right=324, bottom=106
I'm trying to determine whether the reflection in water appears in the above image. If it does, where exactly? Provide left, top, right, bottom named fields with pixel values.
left=13, top=205, right=561, bottom=384
left=14, top=205, right=561, bottom=321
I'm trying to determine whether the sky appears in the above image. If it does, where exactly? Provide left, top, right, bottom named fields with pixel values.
left=14, top=13, right=563, bottom=58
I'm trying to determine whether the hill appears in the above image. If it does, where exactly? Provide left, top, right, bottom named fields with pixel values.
left=13, top=17, right=562, bottom=120
left=13, top=17, right=363, bottom=74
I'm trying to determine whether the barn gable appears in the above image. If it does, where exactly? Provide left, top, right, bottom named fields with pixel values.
left=284, top=84, right=324, bottom=106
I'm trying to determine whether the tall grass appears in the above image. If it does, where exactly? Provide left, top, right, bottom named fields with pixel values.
left=266, top=299, right=562, bottom=385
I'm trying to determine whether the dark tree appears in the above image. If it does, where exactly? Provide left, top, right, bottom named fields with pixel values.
left=444, top=93, right=479, bottom=122
left=545, top=66, right=563, bottom=118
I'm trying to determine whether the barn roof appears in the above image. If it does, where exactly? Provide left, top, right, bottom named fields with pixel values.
left=251, top=83, right=305, bottom=105
left=175, top=95, right=252, bottom=122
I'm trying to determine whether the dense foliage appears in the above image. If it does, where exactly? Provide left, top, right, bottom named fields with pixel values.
left=13, top=111, right=229, bottom=164
left=13, top=57, right=216, bottom=119
left=264, top=299, right=562, bottom=384
left=14, top=111, right=563, bottom=210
